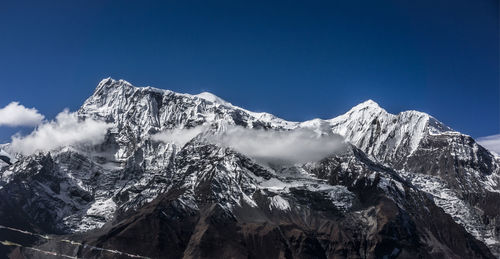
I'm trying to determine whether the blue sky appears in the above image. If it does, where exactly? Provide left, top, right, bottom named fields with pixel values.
left=0, top=0, right=498, bottom=143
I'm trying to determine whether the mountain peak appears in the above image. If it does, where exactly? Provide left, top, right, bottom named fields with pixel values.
left=93, top=77, right=132, bottom=95
left=351, top=99, right=381, bottom=110
left=195, top=92, right=232, bottom=106
left=341, top=99, right=386, bottom=118
left=97, top=77, right=113, bottom=86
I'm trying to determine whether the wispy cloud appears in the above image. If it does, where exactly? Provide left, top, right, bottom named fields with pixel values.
left=10, top=109, right=112, bottom=155
left=477, top=134, right=500, bottom=156
left=0, top=102, right=45, bottom=127
left=209, top=126, right=344, bottom=165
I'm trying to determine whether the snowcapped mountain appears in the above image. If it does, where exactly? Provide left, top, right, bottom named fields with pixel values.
left=1, top=78, right=499, bottom=258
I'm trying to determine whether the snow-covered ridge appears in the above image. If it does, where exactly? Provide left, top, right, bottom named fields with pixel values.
left=88, top=79, right=455, bottom=134
left=325, top=99, right=455, bottom=164
left=82, top=78, right=480, bottom=168
left=195, top=92, right=232, bottom=106
left=89, top=78, right=292, bottom=129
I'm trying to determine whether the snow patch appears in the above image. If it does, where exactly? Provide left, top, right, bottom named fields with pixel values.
left=268, top=195, right=290, bottom=211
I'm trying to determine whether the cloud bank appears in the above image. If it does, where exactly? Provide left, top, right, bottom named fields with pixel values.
left=10, top=110, right=112, bottom=155
left=477, top=134, right=500, bottom=156
left=151, top=126, right=206, bottom=147
left=151, top=125, right=344, bottom=164
left=210, top=126, right=344, bottom=165
left=0, top=102, right=45, bottom=127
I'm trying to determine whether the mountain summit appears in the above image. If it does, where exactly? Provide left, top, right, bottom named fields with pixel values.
left=349, top=99, right=383, bottom=110
left=0, top=78, right=499, bottom=258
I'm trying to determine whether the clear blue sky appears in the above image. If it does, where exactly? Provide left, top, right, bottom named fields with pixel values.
left=0, top=0, right=498, bottom=142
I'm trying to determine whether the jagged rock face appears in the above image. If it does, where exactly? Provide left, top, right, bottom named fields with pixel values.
left=0, top=154, right=93, bottom=234
left=1, top=78, right=499, bottom=258
left=29, top=141, right=492, bottom=259
left=404, top=132, right=499, bottom=192
left=320, top=101, right=500, bottom=254
left=79, top=78, right=294, bottom=138
left=327, top=100, right=449, bottom=163
left=323, top=101, right=499, bottom=189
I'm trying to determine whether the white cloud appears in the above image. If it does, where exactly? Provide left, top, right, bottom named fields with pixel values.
left=150, top=125, right=344, bottom=164
left=477, top=134, right=500, bottom=156
left=0, top=102, right=45, bottom=127
left=151, top=126, right=207, bottom=147
left=10, top=109, right=112, bottom=155
left=209, top=126, right=344, bottom=165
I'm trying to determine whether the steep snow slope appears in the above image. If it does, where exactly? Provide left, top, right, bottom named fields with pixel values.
left=326, top=100, right=452, bottom=162
left=309, top=100, right=500, bottom=255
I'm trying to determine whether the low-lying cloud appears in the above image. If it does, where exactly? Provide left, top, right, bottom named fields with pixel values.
left=0, top=102, right=45, bottom=127
left=11, top=110, right=112, bottom=155
left=210, top=126, right=344, bottom=165
left=151, top=126, right=206, bottom=147
left=150, top=125, right=344, bottom=164
left=477, top=134, right=500, bottom=156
